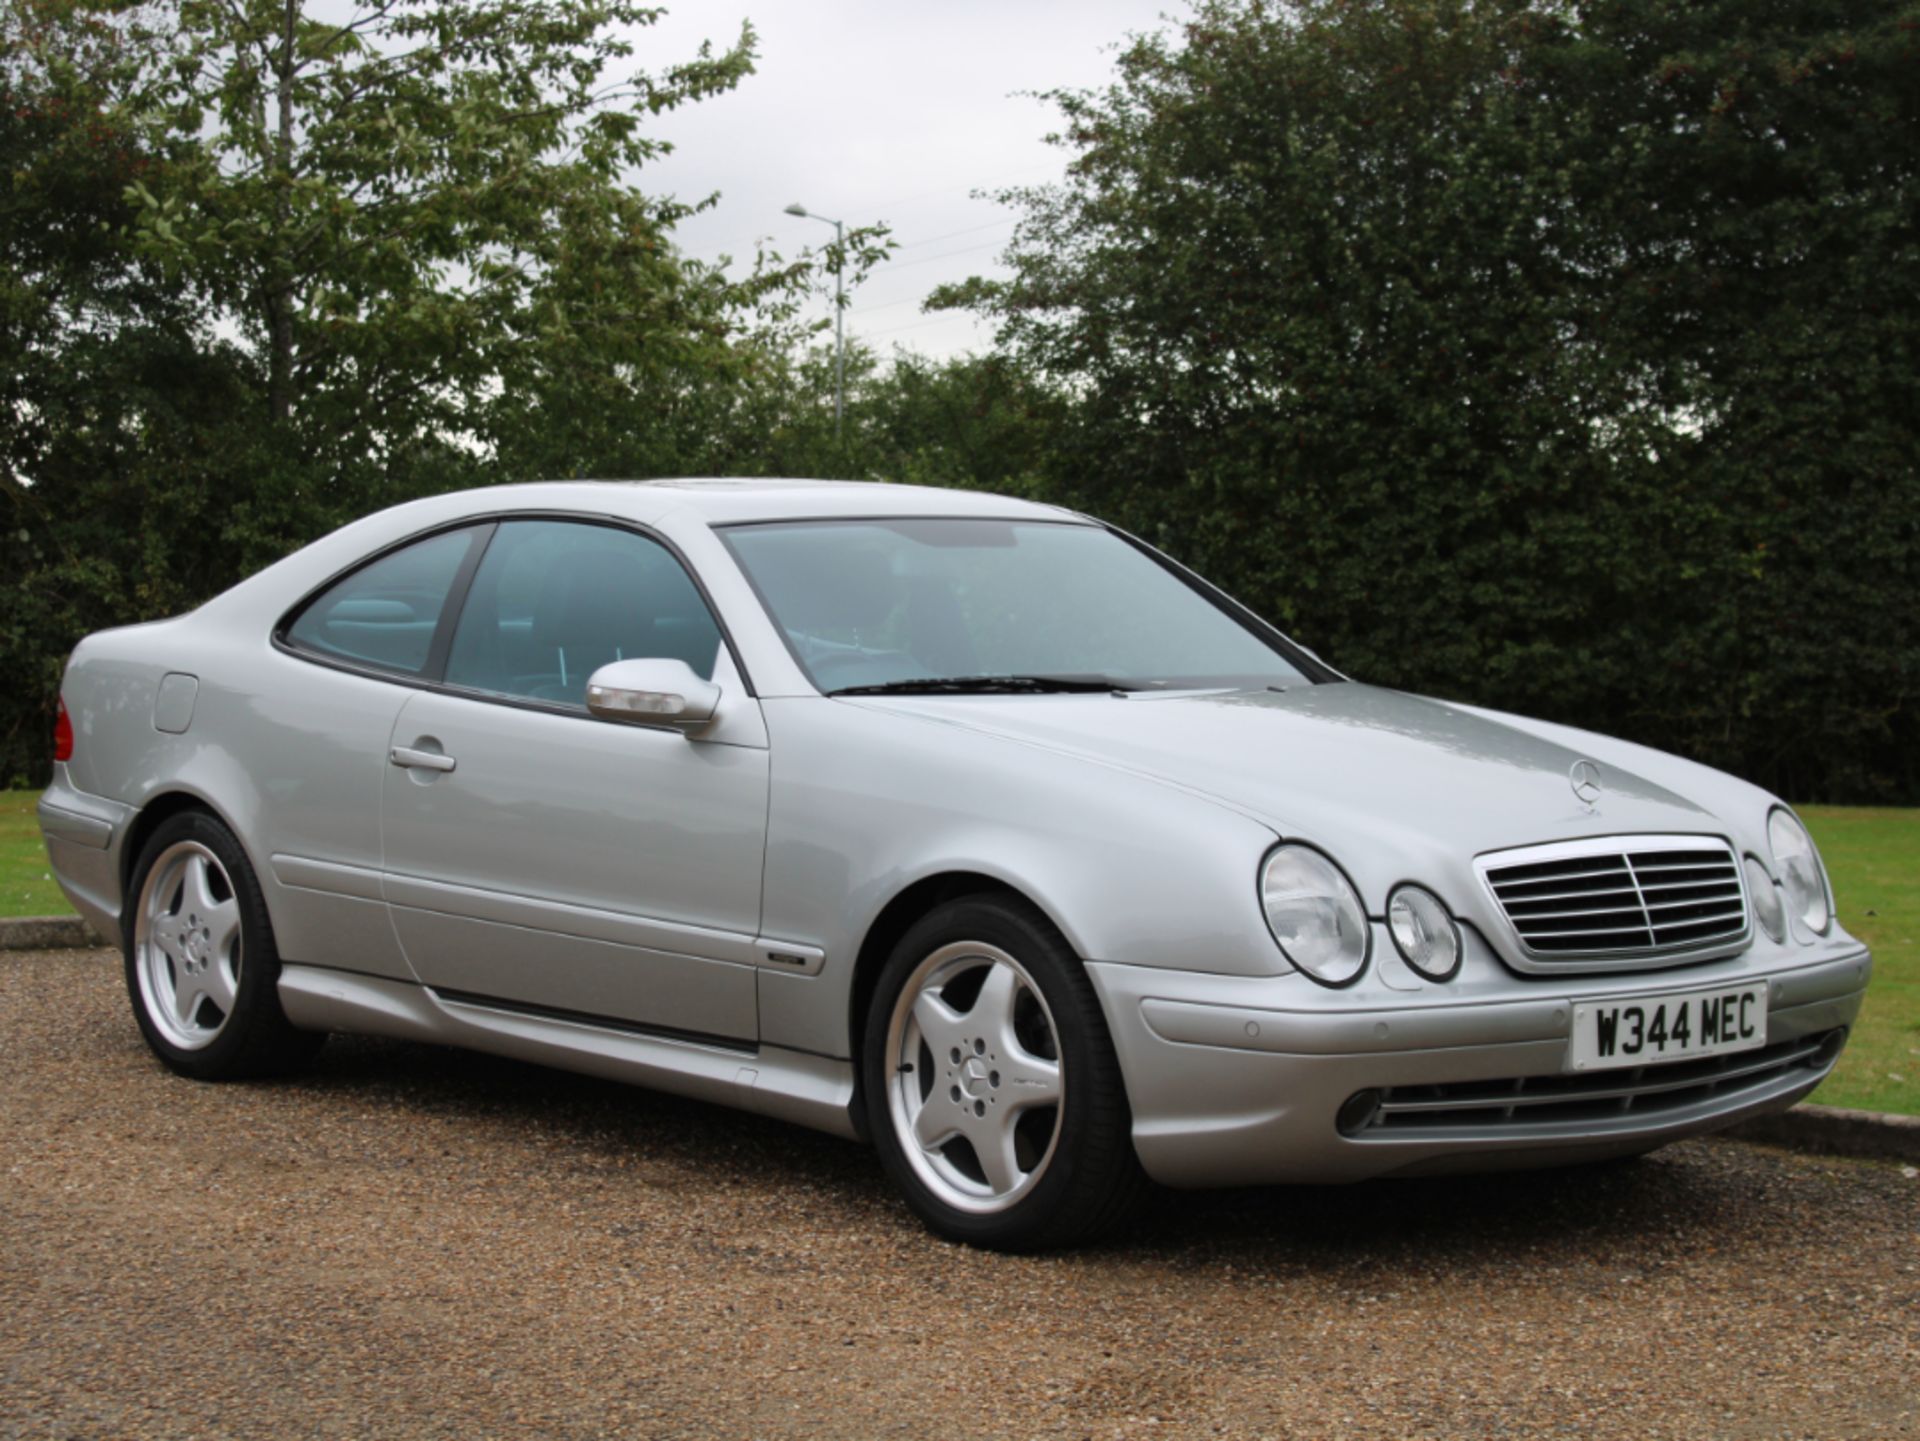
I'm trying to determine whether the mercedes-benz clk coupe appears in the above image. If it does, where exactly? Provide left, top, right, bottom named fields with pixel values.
left=39, top=480, right=1870, bottom=1248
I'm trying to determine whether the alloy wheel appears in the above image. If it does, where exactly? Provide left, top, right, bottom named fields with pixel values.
left=884, top=941, right=1065, bottom=1214
left=133, top=840, right=243, bottom=1051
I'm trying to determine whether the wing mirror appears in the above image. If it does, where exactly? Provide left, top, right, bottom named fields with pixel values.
left=585, top=658, right=721, bottom=733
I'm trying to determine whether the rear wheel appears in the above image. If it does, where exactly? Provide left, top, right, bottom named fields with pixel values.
left=124, top=810, right=324, bottom=1079
left=863, top=895, right=1146, bottom=1250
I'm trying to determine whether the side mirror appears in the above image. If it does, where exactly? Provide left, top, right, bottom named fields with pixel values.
left=585, top=658, right=721, bottom=733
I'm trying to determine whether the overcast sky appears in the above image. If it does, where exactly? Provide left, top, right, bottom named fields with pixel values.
left=635, top=1, right=1184, bottom=360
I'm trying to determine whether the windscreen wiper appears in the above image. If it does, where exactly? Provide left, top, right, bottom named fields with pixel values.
left=828, top=674, right=1138, bottom=697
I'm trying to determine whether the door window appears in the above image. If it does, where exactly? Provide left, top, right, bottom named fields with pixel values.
left=283, top=527, right=482, bottom=676
left=444, top=520, right=724, bottom=708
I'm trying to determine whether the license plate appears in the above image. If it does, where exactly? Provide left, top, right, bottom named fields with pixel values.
left=1567, top=983, right=1768, bottom=1073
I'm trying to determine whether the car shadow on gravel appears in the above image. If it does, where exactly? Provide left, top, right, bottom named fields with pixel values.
left=289, top=1031, right=1851, bottom=1272
left=1129, top=1158, right=1741, bottom=1258
left=300, top=1032, right=883, bottom=1189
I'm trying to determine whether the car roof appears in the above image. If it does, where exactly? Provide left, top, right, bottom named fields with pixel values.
left=555, top=477, right=1084, bottom=527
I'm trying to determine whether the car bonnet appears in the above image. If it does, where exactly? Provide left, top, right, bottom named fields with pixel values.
left=844, top=682, right=1720, bottom=881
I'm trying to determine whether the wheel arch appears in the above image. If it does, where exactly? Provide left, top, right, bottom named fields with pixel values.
left=120, top=788, right=258, bottom=911
left=845, top=870, right=1089, bottom=1139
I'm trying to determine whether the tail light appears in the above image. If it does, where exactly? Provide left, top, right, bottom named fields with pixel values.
left=53, top=697, right=73, bottom=764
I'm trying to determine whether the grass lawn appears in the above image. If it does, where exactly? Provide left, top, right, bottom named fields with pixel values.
left=1797, top=806, right=1919, bottom=1116
left=2, top=790, right=69, bottom=917
left=2, top=789, right=1914, bottom=1113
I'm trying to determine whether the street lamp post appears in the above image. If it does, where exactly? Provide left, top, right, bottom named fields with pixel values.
left=784, top=202, right=846, bottom=439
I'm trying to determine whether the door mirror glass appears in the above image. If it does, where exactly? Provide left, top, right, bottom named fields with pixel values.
left=585, top=658, right=721, bottom=731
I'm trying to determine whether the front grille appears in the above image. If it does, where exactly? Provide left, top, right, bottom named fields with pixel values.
left=1481, top=835, right=1748, bottom=969
left=1342, top=1030, right=1839, bottom=1138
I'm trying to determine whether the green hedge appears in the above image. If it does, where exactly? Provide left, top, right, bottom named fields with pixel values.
left=944, top=0, right=1919, bottom=804
left=9, top=0, right=1916, bottom=804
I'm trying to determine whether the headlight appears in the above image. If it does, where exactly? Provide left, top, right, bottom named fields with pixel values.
left=1260, top=844, right=1369, bottom=986
left=1387, top=885, right=1462, bottom=981
left=1766, top=808, right=1830, bottom=935
left=1743, top=855, right=1787, bottom=944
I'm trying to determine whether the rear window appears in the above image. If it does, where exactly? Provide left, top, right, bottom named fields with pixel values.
left=283, top=528, right=481, bottom=676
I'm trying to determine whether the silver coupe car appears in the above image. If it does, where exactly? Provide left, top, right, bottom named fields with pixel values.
left=39, top=479, right=1870, bottom=1249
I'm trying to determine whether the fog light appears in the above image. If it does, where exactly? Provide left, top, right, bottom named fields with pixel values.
left=1337, top=1089, right=1382, bottom=1136
left=1811, top=1029, right=1846, bottom=1070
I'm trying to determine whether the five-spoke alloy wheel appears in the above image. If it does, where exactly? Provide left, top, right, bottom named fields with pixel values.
left=864, top=895, right=1146, bottom=1250
left=134, top=840, right=244, bottom=1051
left=124, top=810, right=323, bottom=1079
left=887, top=941, right=1065, bottom=1213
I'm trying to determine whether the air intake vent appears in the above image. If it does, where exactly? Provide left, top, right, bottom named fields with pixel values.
left=1480, top=835, right=1749, bottom=972
left=1340, top=1030, right=1838, bottom=1138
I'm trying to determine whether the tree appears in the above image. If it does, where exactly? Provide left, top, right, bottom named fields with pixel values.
left=120, top=0, right=887, bottom=524
left=668, top=341, right=1066, bottom=494
left=849, top=351, right=1064, bottom=497
left=0, top=0, right=884, bottom=785
left=1, top=0, right=244, bottom=780
left=941, top=0, right=1920, bottom=802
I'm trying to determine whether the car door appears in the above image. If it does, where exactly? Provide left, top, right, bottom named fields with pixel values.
left=265, top=523, right=494, bottom=981
left=379, top=518, right=767, bottom=1044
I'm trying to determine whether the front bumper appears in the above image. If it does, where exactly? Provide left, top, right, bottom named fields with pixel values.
left=1088, top=946, right=1871, bottom=1187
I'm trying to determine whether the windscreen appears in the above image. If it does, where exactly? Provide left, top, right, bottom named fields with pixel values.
left=721, top=518, right=1313, bottom=694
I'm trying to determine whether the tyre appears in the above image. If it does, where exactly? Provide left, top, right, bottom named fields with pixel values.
left=863, top=894, right=1147, bottom=1250
left=123, top=810, right=325, bottom=1080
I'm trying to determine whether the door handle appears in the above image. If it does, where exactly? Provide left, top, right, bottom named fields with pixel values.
left=389, top=745, right=457, bottom=774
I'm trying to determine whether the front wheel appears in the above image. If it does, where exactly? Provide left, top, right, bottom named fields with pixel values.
left=863, top=895, right=1146, bottom=1250
left=124, top=810, right=324, bottom=1080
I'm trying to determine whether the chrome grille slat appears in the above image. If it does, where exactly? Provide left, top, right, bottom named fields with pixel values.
left=1628, top=865, right=1735, bottom=872
left=1518, top=922, right=1655, bottom=939
left=1646, top=896, right=1745, bottom=914
left=1626, top=853, right=1734, bottom=866
left=1479, top=835, right=1750, bottom=971
left=1492, top=865, right=1634, bottom=888
left=1498, top=885, right=1641, bottom=906
left=1509, top=896, right=1745, bottom=922
left=1507, top=906, right=1651, bottom=921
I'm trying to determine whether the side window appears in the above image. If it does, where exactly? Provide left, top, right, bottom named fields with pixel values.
left=444, top=520, right=724, bottom=709
left=283, top=527, right=480, bottom=676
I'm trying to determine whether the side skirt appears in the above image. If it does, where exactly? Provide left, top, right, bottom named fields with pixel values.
left=277, top=963, right=859, bottom=1140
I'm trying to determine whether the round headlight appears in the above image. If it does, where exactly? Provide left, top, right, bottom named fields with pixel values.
left=1387, top=885, right=1462, bottom=981
left=1766, top=808, right=1830, bottom=936
left=1260, top=845, right=1369, bottom=986
left=1743, top=855, right=1787, bottom=944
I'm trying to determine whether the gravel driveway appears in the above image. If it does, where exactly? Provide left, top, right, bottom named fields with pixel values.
left=3, top=949, right=1916, bottom=1440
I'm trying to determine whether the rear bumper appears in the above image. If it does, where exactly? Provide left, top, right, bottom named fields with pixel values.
left=1089, top=947, right=1871, bottom=1187
left=37, top=766, right=133, bottom=950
